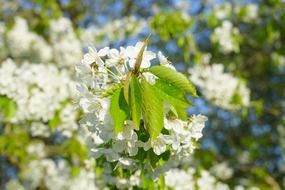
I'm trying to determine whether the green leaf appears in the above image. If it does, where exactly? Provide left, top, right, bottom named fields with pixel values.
left=129, top=77, right=142, bottom=130
left=102, top=83, right=122, bottom=97
left=48, top=110, right=61, bottom=130
left=134, top=148, right=147, bottom=162
left=231, top=92, right=243, bottom=105
left=153, top=79, right=192, bottom=108
left=167, top=104, right=188, bottom=120
left=149, top=65, right=197, bottom=97
left=123, top=72, right=132, bottom=104
left=61, top=138, right=88, bottom=161
left=173, top=105, right=188, bottom=120
left=71, top=166, right=81, bottom=177
left=161, top=149, right=171, bottom=161
left=0, top=96, right=17, bottom=120
left=110, top=88, right=129, bottom=134
left=141, top=78, right=164, bottom=140
left=134, top=35, right=151, bottom=74
left=169, top=105, right=179, bottom=118
left=148, top=148, right=160, bottom=168
left=142, top=176, right=156, bottom=190
left=153, top=79, right=191, bottom=120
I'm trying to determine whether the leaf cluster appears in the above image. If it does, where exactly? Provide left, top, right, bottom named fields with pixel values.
left=108, top=40, right=197, bottom=140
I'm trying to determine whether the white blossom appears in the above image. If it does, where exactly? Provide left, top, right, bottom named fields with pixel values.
left=26, top=142, right=46, bottom=158
left=80, top=16, right=146, bottom=47
left=50, top=17, right=83, bottom=67
left=234, top=4, right=259, bottom=22
left=197, top=170, right=219, bottom=190
left=161, top=115, right=207, bottom=157
left=165, top=168, right=195, bottom=190
left=188, top=114, right=208, bottom=140
left=152, top=134, right=167, bottom=155
left=126, top=41, right=156, bottom=69
left=142, top=72, right=157, bottom=85
left=0, top=22, right=7, bottom=60
left=158, top=51, right=176, bottom=70
left=213, top=3, right=232, bottom=19
left=210, top=162, right=234, bottom=180
left=29, top=122, right=51, bottom=138
left=211, top=20, right=240, bottom=53
left=6, top=17, right=52, bottom=62
left=189, top=63, right=250, bottom=110
left=165, top=168, right=247, bottom=190
left=0, top=59, right=77, bottom=127
left=6, top=180, right=26, bottom=190
left=13, top=159, right=98, bottom=190
left=244, top=4, right=258, bottom=21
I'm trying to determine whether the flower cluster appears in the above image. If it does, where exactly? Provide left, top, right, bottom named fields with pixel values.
left=80, top=16, right=146, bottom=47
left=6, top=17, right=53, bottom=63
left=240, top=4, right=259, bottom=21
left=210, top=162, right=234, bottom=180
left=94, top=162, right=142, bottom=189
left=165, top=167, right=260, bottom=190
left=211, top=20, right=241, bottom=53
left=0, top=59, right=78, bottom=136
left=0, top=22, right=7, bottom=60
left=1, top=16, right=146, bottom=69
left=158, top=114, right=207, bottom=156
left=2, top=16, right=82, bottom=68
left=166, top=169, right=230, bottom=190
left=5, top=159, right=98, bottom=190
left=50, top=17, right=83, bottom=67
left=212, top=3, right=232, bottom=20
left=76, top=41, right=207, bottom=187
left=213, top=3, right=258, bottom=22
left=189, top=63, right=250, bottom=110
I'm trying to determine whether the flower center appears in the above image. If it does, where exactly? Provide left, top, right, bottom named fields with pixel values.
left=118, top=58, right=125, bottom=65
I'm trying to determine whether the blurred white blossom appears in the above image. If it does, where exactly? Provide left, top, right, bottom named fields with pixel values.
left=80, top=16, right=146, bottom=47
left=211, top=20, right=241, bottom=53
left=6, top=159, right=98, bottom=190
left=50, top=17, right=83, bottom=68
left=210, top=162, right=234, bottom=180
left=189, top=63, right=250, bottom=110
left=0, top=59, right=78, bottom=135
left=0, top=22, right=7, bottom=60
left=6, top=17, right=53, bottom=62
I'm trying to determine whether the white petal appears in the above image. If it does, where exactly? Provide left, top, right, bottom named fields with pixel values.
left=98, top=47, right=109, bottom=56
